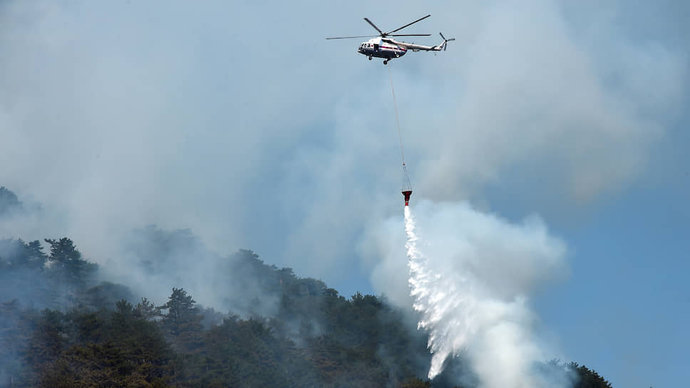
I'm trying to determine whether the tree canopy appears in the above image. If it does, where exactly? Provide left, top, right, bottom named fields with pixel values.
left=0, top=232, right=612, bottom=387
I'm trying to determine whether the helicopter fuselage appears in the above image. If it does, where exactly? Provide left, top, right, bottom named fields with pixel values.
left=358, top=38, right=407, bottom=60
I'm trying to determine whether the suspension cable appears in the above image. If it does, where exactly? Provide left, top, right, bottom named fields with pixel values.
left=388, top=66, right=406, bottom=167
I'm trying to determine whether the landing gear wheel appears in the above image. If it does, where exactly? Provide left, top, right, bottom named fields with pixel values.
left=368, top=56, right=372, bottom=60
left=383, top=59, right=389, bottom=65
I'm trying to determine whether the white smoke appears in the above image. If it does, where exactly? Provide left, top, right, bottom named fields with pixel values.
left=364, top=200, right=569, bottom=386
left=0, top=1, right=685, bottom=299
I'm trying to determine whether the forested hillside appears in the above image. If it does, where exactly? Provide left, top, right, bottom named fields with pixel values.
left=0, top=241, right=610, bottom=387
left=0, top=187, right=611, bottom=387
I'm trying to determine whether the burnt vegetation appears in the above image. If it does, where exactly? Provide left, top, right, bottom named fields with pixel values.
left=0, top=188, right=611, bottom=387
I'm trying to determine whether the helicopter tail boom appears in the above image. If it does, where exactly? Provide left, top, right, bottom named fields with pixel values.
left=391, top=32, right=455, bottom=52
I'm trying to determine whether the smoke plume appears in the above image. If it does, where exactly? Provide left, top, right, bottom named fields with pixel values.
left=365, top=200, right=570, bottom=386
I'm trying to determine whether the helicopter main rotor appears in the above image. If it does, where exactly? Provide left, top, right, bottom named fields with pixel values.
left=326, top=14, right=432, bottom=40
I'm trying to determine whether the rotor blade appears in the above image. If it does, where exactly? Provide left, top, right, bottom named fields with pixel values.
left=387, top=14, right=431, bottom=34
left=363, top=18, right=384, bottom=35
left=388, top=34, right=431, bottom=37
left=439, top=32, right=446, bottom=41
left=325, top=35, right=379, bottom=40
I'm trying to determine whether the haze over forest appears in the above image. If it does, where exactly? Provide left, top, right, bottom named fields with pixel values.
left=0, top=187, right=613, bottom=387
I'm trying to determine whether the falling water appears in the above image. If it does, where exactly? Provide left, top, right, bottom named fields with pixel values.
left=403, top=204, right=573, bottom=387
left=405, top=206, right=477, bottom=379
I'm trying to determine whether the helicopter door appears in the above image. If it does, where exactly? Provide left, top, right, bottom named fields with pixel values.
left=373, top=43, right=379, bottom=52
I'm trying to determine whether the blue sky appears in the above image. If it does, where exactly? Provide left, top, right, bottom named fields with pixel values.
left=0, top=1, right=688, bottom=386
left=533, top=122, right=690, bottom=387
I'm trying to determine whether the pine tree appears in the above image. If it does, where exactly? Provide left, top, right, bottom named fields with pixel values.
left=44, top=238, right=96, bottom=289
left=159, top=288, right=203, bottom=354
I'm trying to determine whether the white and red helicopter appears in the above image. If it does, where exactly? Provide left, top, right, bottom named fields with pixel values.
left=327, top=14, right=454, bottom=64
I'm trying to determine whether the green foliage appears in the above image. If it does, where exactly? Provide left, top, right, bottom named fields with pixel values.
left=75, top=282, right=135, bottom=311
left=160, top=288, right=204, bottom=354
left=0, top=239, right=46, bottom=270
left=45, top=238, right=81, bottom=262
left=2, top=235, right=613, bottom=388
left=401, top=377, right=432, bottom=387
left=44, top=238, right=97, bottom=287
left=135, top=297, right=159, bottom=321
left=570, top=362, right=613, bottom=388
left=298, top=290, right=428, bottom=387
left=0, top=238, right=104, bottom=311
left=29, top=300, right=173, bottom=387
left=0, top=301, right=36, bottom=386
left=178, top=317, right=318, bottom=387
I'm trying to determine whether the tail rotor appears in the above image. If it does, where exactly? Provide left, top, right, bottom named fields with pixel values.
left=439, top=32, right=455, bottom=51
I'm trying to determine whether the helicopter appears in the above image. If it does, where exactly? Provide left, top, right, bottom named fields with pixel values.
left=326, top=14, right=454, bottom=64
